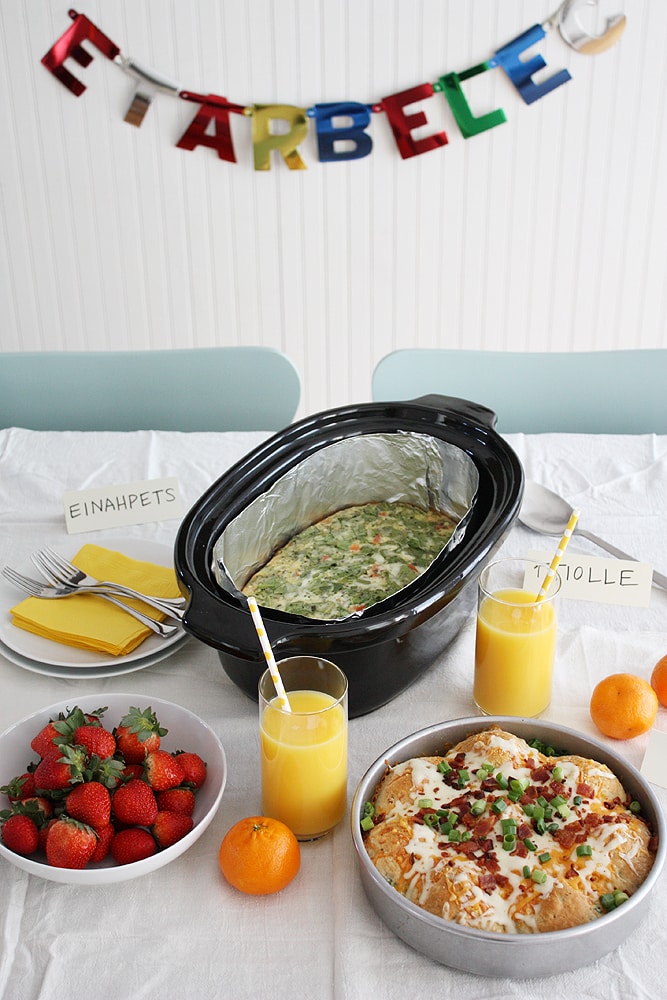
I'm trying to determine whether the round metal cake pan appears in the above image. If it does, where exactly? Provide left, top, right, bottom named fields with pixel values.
left=350, top=716, right=665, bottom=978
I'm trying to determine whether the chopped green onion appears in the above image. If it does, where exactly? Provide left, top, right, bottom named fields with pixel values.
left=599, top=892, right=616, bottom=912
left=576, top=844, right=592, bottom=857
left=436, top=808, right=450, bottom=820
left=424, top=813, right=439, bottom=829
left=418, top=798, right=434, bottom=808
left=522, top=803, right=535, bottom=818
left=437, top=760, right=452, bottom=775
left=448, top=829, right=461, bottom=843
left=507, top=789, right=523, bottom=803
left=501, top=818, right=517, bottom=834
left=557, top=803, right=572, bottom=820
left=461, top=831, right=472, bottom=842
left=550, top=794, right=567, bottom=808
left=531, top=869, right=548, bottom=884
left=491, top=797, right=508, bottom=814
left=535, top=819, right=547, bottom=835
left=495, top=772, right=508, bottom=789
left=532, top=805, right=545, bottom=821
left=552, top=765, right=564, bottom=781
left=470, top=800, right=486, bottom=817
left=523, top=865, right=531, bottom=878
left=629, top=800, right=642, bottom=814
left=362, top=801, right=375, bottom=818
left=537, top=796, right=548, bottom=809
left=511, top=777, right=530, bottom=793
left=457, top=769, right=470, bottom=788
left=360, top=815, right=374, bottom=832
left=523, top=838, right=537, bottom=852
left=481, top=762, right=494, bottom=773
left=613, top=891, right=629, bottom=907
left=573, top=795, right=582, bottom=806
left=538, top=852, right=551, bottom=864
left=547, top=822, right=559, bottom=834
left=502, top=835, right=516, bottom=851
left=439, top=822, right=453, bottom=835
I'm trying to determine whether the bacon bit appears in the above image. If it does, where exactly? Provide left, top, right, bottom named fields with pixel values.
left=475, top=818, right=496, bottom=839
left=577, top=782, right=595, bottom=799
left=550, top=781, right=567, bottom=798
left=408, top=563, right=418, bottom=573
left=368, top=563, right=381, bottom=578
left=373, top=533, right=382, bottom=544
left=532, top=766, right=550, bottom=783
left=320, top=555, right=330, bottom=561
left=378, top=511, right=388, bottom=517
left=517, top=823, right=532, bottom=840
left=513, top=842, right=528, bottom=858
left=351, top=604, right=367, bottom=611
left=553, top=827, right=578, bottom=850
left=349, top=543, right=361, bottom=552
left=495, top=874, right=509, bottom=887
left=565, top=865, right=579, bottom=879
left=584, top=813, right=602, bottom=830
left=479, top=873, right=498, bottom=894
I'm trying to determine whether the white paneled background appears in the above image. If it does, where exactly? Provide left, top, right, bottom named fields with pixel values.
left=1, top=0, right=665, bottom=418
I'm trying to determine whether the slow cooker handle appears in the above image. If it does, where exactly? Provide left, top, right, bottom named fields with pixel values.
left=412, top=394, right=498, bottom=430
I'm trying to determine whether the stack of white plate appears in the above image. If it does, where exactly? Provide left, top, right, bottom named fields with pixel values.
left=0, top=539, right=189, bottom=680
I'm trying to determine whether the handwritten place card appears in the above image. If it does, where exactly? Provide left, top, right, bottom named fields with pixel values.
left=63, top=477, right=184, bottom=534
left=640, top=728, right=667, bottom=790
left=525, top=549, right=653, bottom=608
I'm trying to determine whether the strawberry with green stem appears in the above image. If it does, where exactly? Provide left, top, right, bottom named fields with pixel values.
left=114, top=706, right=167, bottom=764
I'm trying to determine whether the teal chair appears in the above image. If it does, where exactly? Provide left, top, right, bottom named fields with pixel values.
left=372, top=348, right=667, bottom=433
left=0, top=347, right=301, bottom=431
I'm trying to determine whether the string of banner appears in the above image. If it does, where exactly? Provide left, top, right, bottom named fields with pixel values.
left=42, top=2, right=626, bottom=171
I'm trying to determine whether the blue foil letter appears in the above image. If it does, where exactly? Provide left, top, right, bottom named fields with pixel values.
left=495, top=24, right=571, bottom=105
left=313, top=102, right=373, bottom=162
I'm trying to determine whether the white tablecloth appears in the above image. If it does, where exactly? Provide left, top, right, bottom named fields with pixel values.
left=0, top=427, right=665, bottom=1000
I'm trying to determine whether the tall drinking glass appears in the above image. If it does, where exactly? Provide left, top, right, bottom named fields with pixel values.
left=259, top=656, right=348, bottom=841
left=473, top=558, right=561, bottom=717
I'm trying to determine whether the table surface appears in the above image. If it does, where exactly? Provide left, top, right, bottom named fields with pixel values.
left=0, top=427, right=665, bottom=1000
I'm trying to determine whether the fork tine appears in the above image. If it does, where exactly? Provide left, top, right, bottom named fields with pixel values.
left=2, top=567, right=43, bottom=596
left=31, top=550, right=67, bottom=585
left=43, top=546, right=76, bottom=576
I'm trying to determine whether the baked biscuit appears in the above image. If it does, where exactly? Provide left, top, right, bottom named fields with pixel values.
left=363, top=727, right=656, bottom=934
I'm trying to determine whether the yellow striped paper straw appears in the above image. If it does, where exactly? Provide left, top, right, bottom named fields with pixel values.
left=537, top=507, right=581, bottom=599
left=247, top=596, right=292, bottom=711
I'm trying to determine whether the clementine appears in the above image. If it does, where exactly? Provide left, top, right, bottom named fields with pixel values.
left=650, top=655, right=667, bottom=708
left=589, top=672, right=658, bottom=740
left=218, top=816, right=300, bottom=895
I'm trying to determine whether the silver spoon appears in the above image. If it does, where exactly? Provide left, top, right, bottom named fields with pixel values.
left=518, top=480, right=667, bottom=591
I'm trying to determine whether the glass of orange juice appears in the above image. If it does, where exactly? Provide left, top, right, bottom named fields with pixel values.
left=473, top=558, right=561, bottom=717
left=259, top=656, right=348, bottom=841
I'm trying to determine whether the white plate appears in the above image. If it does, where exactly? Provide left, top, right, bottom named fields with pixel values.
left=0, top=632, right=190, bottom=680
left=0, top=538, right=185, bottom=669
left=0, top=693, right=226, bottom=884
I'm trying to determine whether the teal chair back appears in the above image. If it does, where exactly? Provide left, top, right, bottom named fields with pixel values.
left=372, top=348, right=667, bottom=433
left=0, top=347, right=301, bottom=431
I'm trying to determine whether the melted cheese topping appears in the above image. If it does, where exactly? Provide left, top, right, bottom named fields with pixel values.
left=242, top=502, right=456, bottom=619
left=363, top=729, right=656, bottom=935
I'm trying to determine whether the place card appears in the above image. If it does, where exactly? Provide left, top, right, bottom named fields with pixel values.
left=63, top=477, right=184, bottom=534
left=525, top=549, right=653, bottom=607
left=640, top=728, right=667, bottom=790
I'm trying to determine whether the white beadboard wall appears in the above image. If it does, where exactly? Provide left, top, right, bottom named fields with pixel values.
left=0, top=0, right=665, bottom=419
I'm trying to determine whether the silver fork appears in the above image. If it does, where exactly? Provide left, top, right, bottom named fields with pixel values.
left=2, top=567, right=180, bottom=638
left=31, top=547, right=184, bottom=622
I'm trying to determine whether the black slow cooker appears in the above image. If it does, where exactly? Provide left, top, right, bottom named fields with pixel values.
left=174, top=395, right=524, bottom=717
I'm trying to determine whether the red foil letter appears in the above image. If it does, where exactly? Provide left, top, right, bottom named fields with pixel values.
left=41, top=10, right=120, bottom=96
left=381, top=82, right=448, bottom=159
left=176, top=93, right=247, bottom=163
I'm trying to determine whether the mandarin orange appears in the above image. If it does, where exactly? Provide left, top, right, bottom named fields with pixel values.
left=589, top=672, right=658, bottom=740
left=650, top=654, right=667, bottom=708
left=218, top=816, right=300, bottom=895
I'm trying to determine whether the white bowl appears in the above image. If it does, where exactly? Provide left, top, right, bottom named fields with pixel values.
left=0, top=693, right=227, bottom=885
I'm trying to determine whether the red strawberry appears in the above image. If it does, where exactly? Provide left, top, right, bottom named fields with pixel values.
left=46, top=817, right=97, bottom=869
left=1, top=814, right=39, bottom=856
left=174, top=751, right=207, bottom=789
left=33, top=745, right=86, bottom=792
left=19, top=796, right=54, bottom=820
left=38, top=817, right=58, bottom=853
left=1, top=772, right=37, bottom=802
left=30, top=720, right=62, bottom=759
left=152, top=810, right=194, bottom=849
left=111, top=827, right=157, bottom=865
left=144, top=750, right=185, bottom=792
left=90, top=821, right=115, bottom=863
left=74, top=725, right=116, bottom=760
left=66, top=781, right=111, bottom=828
left=156, top=787, right=196, bottom=817
left=114, top=706, right=167, bottom=764
left=112, top=779, right=158, bottom=827
left=121, top=763, right=145, bottom=781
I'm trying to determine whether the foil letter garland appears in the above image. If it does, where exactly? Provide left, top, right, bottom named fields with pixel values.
left=41, top=6, right=625, bottom=168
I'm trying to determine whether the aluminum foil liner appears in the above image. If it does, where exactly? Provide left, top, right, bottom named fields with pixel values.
left=213, top=431, right=479, bottom=618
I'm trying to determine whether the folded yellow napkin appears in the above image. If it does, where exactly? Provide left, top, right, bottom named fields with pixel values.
left=10, top=544, right=181, bottom=656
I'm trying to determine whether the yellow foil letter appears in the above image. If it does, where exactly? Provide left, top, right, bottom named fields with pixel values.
left=252, top=104, right=309, bottom=171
